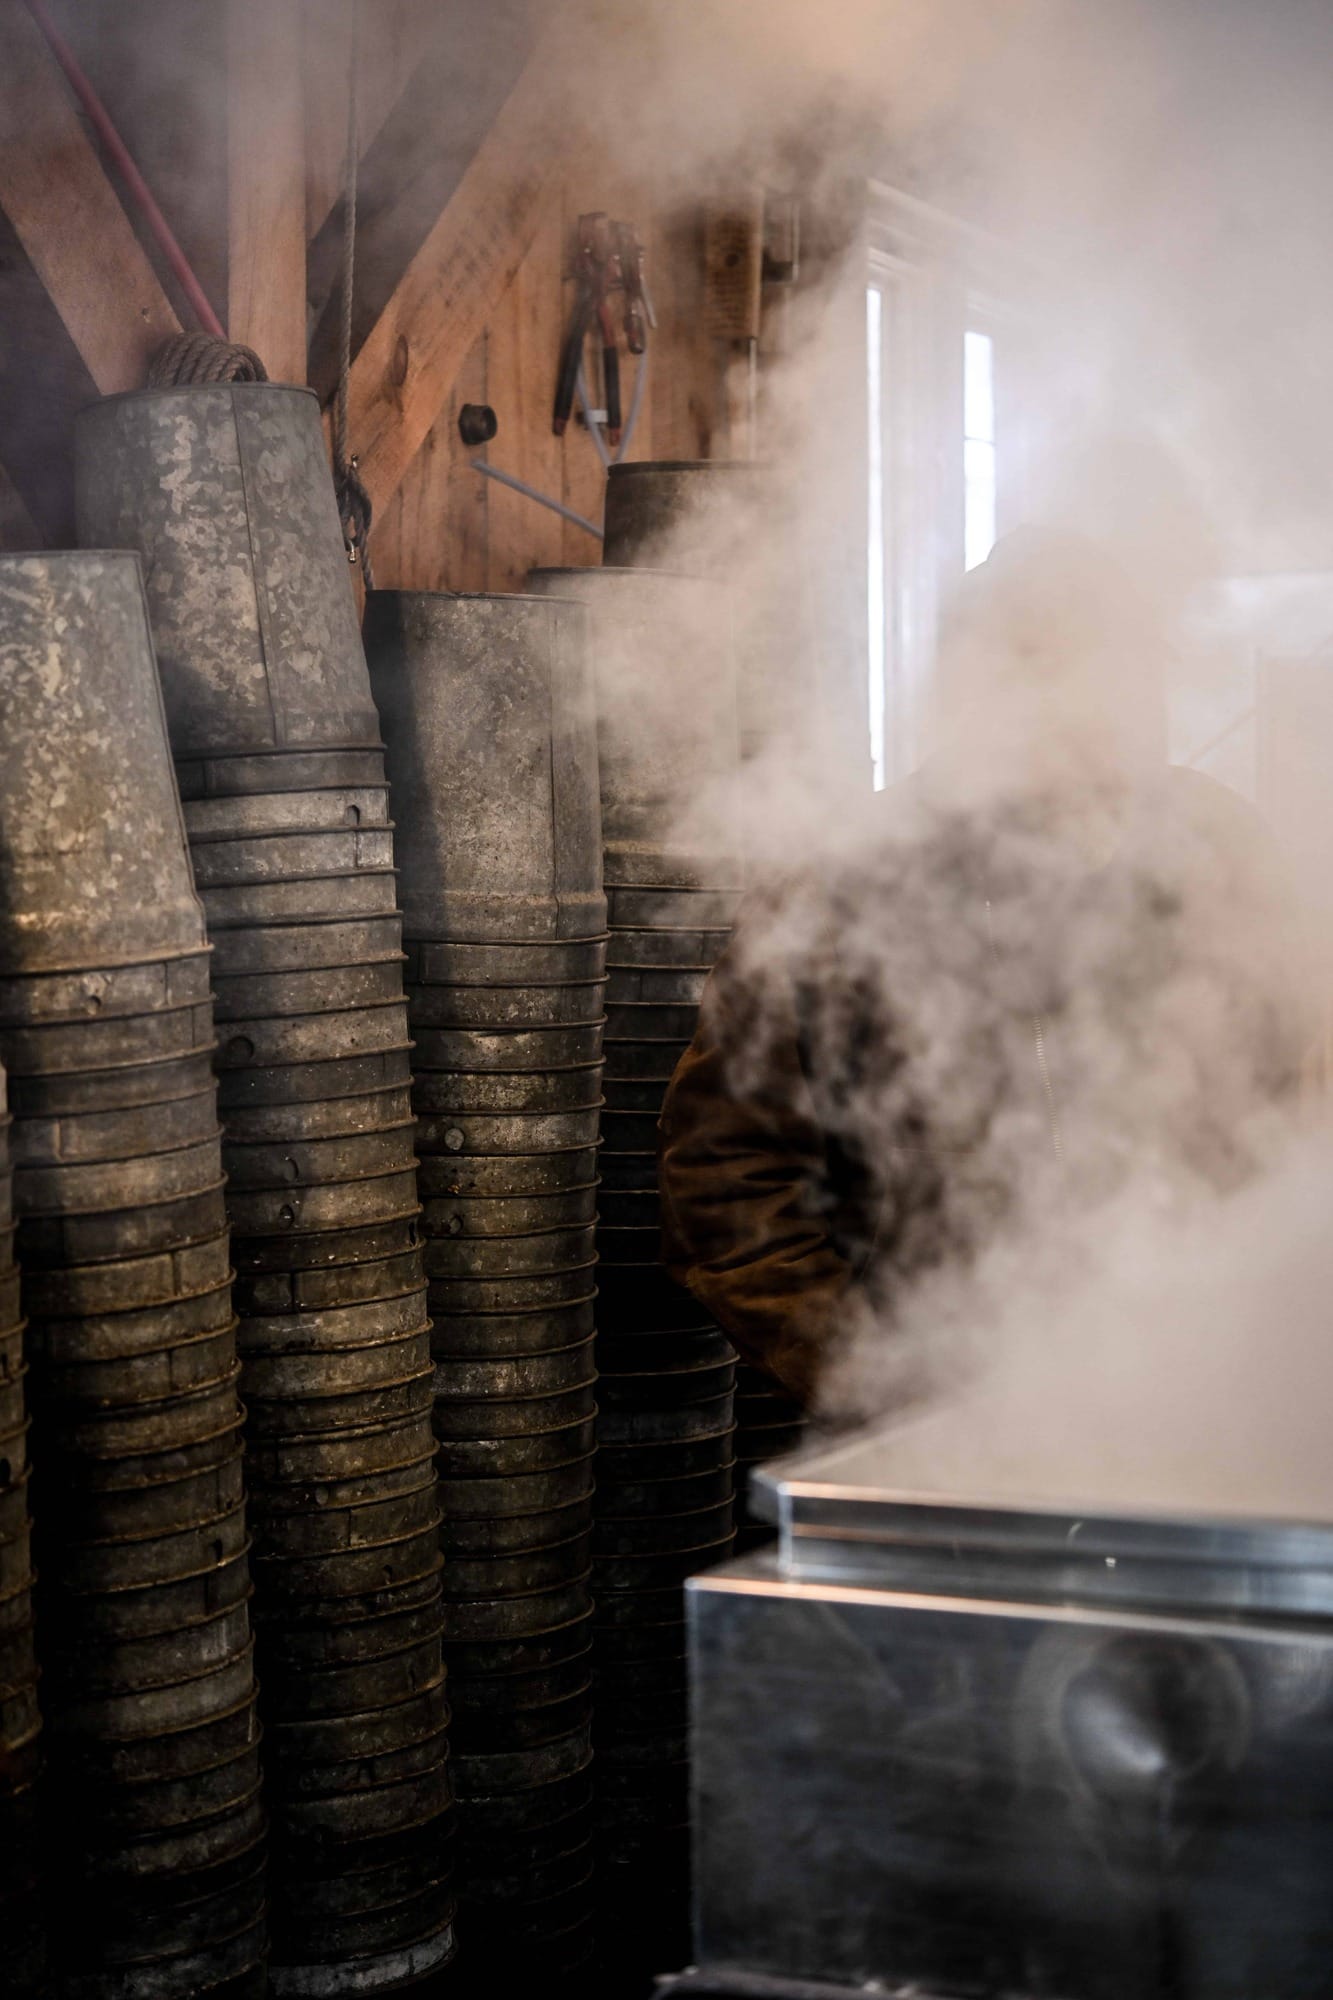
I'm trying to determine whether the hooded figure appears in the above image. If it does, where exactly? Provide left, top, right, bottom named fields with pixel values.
left=658, top=530, right=1311, bottom=1411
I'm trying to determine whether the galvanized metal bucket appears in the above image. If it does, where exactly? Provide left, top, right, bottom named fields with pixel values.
left=75, top=383, right=382, bottom=756
left=527, top=567, right=739, bottom=847
left=364, top=592, right=604, bottom=942
left=0, top=552, right=208, bottom=973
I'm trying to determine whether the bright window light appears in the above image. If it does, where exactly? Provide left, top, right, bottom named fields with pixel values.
left=867, top=285, right=886, bottom=790
left=963, top=328, right=996, bottom=572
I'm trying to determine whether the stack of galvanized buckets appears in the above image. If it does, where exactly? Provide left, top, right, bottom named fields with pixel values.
left=0, top=1057, right=43, bottom=1995
left=0, top=418, right=805, bottom=1997
left=0, top=550, right=265, bottom=1997
left=365, top=590, right=604, bottom=1982
left=597, top=468, right=807, bottom=1547
left=528, top=561, right=745, bottom=1969
left=75, top=389, right=455, bottom=1994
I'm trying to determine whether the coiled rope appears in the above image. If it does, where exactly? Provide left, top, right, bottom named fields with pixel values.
left=146, top=333, right=268, bottom=386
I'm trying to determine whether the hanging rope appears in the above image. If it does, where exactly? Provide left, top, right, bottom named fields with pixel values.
left=332, top=0, right=375, bottom=590
left=146, top=333, right=268, bottom=387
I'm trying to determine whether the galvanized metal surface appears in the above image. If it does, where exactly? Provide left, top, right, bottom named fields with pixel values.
left=440, top=1497, right=593, bottom=1558
left=210, top=959, right=405, bottom=1022
left=215, top=1045, right=414, bottom=1110
left=438, top=1457, right=596, bottom=1526
left=422, top=1186, right=598, bottom=1242
left=414, top=1147, right=599, bottom=1199
left=22, top=1232, right=232, bottom=1320
left=18, top=1182, right=229, bottom=1268
left=433, top=1342, right=596, bottom=1401
left=424, top=1222, right=597, bottom=1280
left=428, top=1296, right=592, bottom=1360
left=267, top=1919, right=456, bottom=1996
left=12, top=1086, right=221, bottom=1168
left=527, top=568, right=739, bottom=848
left=402, top=1022, right=603, bottom=1072
left=0, top=1002, right=216, bottom=1083
left=609, top=885, right=741, bottom=929
left=407, top=937, right=608, bottom=987
left=231, top=1247, right=423, bottom=1315
left=222, top=1085, right=414, bottom=1146
left=76, top=384, right=381, bottom=755
left=190, top=826, right=396, bottom=888
left=182, top=787, right=391, bottom=839
left=436, top=1416, right=598, bottom=1481
left=690, top=1546, right=1333, bottom=2000
left=242, top=1364, right=433, bottom=1439
left=600, top=459, right=770, bottom=573
left=200, top=870, right=399, bottom=928
left=410, top=1065, right=603, bottom=1118
left=224, top=1167, right=421, bottom=1237
left=14, top=1132, right=225, bottom=1217
left=607, top=925, right=730, bottom=968
left=364, top=591, right=604, bottom=942
left=0, top=552, right=208, bottom=974
left=0, top=952, right=212, bottom=1030
left=222, top=1120, right=418, bottom=1190
left=210, top=913, right=403, bottom=979
left=216, top=1002, right=410, bottom=1070
left=176, top=748, right=387, bottom=802
left=236, top=1287, right=428, bottom=1354
left=756, top=1429, right=1333, bottom=1619
left=6, top=1047, right=217, bottom=1120
left=229, top=1212, right=421, bottom=1274
left=245, top=1412, right=433, bottom=1489
left=413, top=1106, right=602, bottom=1156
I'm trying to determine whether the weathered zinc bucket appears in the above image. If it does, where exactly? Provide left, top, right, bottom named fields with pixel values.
left=600, top=460, right=770, bottom=574
left=0, top=553, right=208, bottom=974
left=600, top=458, right=811, bottom=760
left=526, top=568, right=741, bottom=851
left=363, top=593, right=604, bottom=943
left=73, top=384, right=381, bottom=758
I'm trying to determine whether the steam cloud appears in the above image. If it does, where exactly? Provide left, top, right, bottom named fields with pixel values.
left=577, top=0, right=1333, bottom=1520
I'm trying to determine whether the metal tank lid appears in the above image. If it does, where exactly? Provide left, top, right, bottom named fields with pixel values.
left=750, top=1422, right=1333, bottom=1623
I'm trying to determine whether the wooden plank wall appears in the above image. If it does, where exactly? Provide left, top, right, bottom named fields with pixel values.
left=0, top=0, right=726, bottom=580
left=375, top=162, right=720, bottom=594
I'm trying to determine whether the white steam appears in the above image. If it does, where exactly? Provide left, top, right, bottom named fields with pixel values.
left=573, top=0, right=1333, bottom=1519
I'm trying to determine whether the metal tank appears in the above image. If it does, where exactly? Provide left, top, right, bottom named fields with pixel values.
left=688, top=1429, right=1333, bottom=2000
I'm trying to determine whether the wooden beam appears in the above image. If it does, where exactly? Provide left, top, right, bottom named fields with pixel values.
left=227, top=0, right=307, bottom=382
left=0, top=0, right=180, bottom=394
left=306, top=0, right=531, bottom=406
left=302, top=0, right=438, bottom=242
left=345, top=10, right=594, bottom=515
left=486, top=205, right=566, bottom=591
left=0, top=455, right=41, bottom=550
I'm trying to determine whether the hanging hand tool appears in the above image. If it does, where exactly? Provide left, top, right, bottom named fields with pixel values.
left=554, top=211, right=649, bottom=447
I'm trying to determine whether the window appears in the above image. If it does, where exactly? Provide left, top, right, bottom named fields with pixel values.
left=865, top=183, right=1021, bottom=789
left=963, top=328, right=997, bottom=571
left=867, top=285, right=887, bottom=790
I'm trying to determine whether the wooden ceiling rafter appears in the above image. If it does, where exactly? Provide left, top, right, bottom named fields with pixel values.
left=0, top=0, right=181, bottom=395
left=302, top=0, right=440, bottom=244
left=227, top=0, right=307, bottom=383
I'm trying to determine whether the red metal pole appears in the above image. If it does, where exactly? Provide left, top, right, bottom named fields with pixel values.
left=23, top=0, right=226, bottom=339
